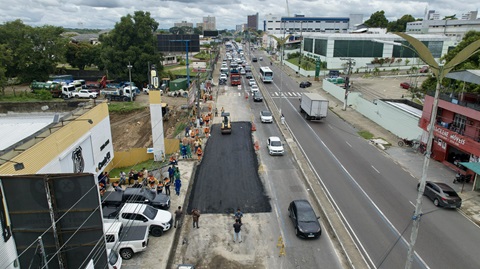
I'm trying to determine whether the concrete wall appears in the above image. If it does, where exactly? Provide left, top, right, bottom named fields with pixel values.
left=0, top=100, right=89, bottom=113
left=323, top=80, right=423, bottom=140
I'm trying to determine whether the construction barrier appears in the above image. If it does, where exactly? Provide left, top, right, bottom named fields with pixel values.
left=254, top=141, right=260, bottom=151
left=251, top=122, right=256, bottom=132
left=277, top=236, right=286, bottom=257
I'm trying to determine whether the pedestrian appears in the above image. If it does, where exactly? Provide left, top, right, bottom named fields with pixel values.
left=174, top=167, right=181, bottom=181
left=137, top=169, right=144, bottom=184
left=234, top=208, right=243, bottom=224
left=174, top=206, right=183, bottom=228
left=191, top=208, right=201, bottom=228
left=147, top=174, right=158, bottom=190
left=142, top=167, right=148, bottom=184
left=281, top=114, right=285, bottom=125
left=168, top=165, right=175, bottom=181
left=193, top=139, right=200, bottom=154
left=185, top=125, right=190, bottom=137
left=119, top=171, right=126, bottom=186
left=186, top=144, right=192, bottom=159
left=164, top=177, right=171, bottom=196
left=132, top=169, right=139, bottom=184
left=112, top=182, right=123, bottom=192
left=128, top=169, right=135, bottom=185
left=233, top=219, right=242, bottom=243
left=174, top=178, right=182, bottom=196
left=196, top=147, right=203, bottom=160
left=156, top=179, right=164, bottom=194
left=181, top=144, right=187, bottom=159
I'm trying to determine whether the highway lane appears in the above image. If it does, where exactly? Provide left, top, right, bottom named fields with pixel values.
left=250, top=51, right=480, bottom=269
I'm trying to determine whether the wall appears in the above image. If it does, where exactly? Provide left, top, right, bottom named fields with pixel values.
left=0, top=100, right=89, bottom=113
left=323, top=80, right=423, bottom=139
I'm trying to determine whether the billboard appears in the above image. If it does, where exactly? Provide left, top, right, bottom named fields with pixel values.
left=157, top=34, right=200, bottom=53
left=1, top=173, right=107, bottom=269
left=203, top=30, right=219, bottom=37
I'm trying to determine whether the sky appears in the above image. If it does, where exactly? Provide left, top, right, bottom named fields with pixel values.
left=0, top=0, right=477, bottom=30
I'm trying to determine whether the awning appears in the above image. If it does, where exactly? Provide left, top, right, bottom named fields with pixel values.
left=445, top=70, right=480, bottom=85
left=460, top=162, right=480, bottom=174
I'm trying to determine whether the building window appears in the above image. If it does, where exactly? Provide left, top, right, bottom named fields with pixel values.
left=333, top=40, right=383, bottom=57
left=452, top=114, right=467, bottom=134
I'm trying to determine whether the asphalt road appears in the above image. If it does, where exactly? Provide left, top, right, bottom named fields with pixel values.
left=252, top=51, right=480, bottom=269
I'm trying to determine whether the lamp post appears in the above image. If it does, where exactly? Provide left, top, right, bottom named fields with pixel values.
left=375, top=33, right=480, bottom=269
left=127, top=62, right=133, bottom=102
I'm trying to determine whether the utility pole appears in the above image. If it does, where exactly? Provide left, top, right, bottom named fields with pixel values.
left=340, top=58, right=355, bottom=111
left=127, top=62, right=133, bottom=102
left=196, top=74, right=201, bottom=128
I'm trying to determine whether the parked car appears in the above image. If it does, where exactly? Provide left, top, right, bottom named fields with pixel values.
left=400, top=82, right=411, bottom=89
left=106, top=203, right=173, bottom=237
left=107, top=249, right=122, bottom=269
left=288, top=200, right=322, bottom=239
left=419, top=66, right=429, bottom=73
left=299, top=81, right=312, bottom=88
left=418, top=181, right=462, bottom=208
left=260, top=110, right=273, bottom=123
left=102, top=187, right=170, bottom=210
left=104, top=222, right=149, bottom=260
left=74, top=89, right=98, bottom=99
left=253, top=92, right=263, bottom=102
left=267, top=136, right=284, bottom=155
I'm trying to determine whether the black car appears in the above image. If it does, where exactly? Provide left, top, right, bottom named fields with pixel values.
left=253, top=92, right=263, bottom=102
left=288, top=200, right=321, bottom=239
left=418, top=181, right=462, bottom=208
left=252, top=57, right=258, bottom=62
left=102, top=187, right=171, bottom=210
left=299, top=81, right=312, bottom=88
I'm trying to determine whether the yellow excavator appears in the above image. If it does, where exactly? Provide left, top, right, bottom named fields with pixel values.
left=221, top=112, right=232, bottom=134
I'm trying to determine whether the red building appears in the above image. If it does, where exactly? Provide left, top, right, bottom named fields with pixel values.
left=419, top=91, right=480, bottom=177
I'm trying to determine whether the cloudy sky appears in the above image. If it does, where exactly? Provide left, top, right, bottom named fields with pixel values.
left=0, top=0, right=477, bottom=30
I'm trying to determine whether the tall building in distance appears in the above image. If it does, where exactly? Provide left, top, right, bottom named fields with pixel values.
left=174, top=21, right=193, bottom=28
left=203, top=16, right=216, bottom=30
left=247, top=13, right=259, bottom=31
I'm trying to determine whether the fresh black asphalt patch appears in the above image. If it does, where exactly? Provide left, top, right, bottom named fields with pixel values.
left=187, top=121, right=272, bottom=214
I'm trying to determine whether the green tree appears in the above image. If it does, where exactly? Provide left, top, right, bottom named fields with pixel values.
left=0, top=20, right=66, bottom=82
left=98, top=11, right=163, bottom=85
left=364, top=11, right=388, bottom=28
left=66, top=42, right=96, bottom=70
left=193, top=26, right=203, bottom=35
left=387, top=15, right=416, bottom=32
left=0, top=44, right=13, bottom=95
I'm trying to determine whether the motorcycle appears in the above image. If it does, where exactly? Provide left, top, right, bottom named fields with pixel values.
left=398, top=138, right=420, bottom=147
left=453, top=173, right=472, bottom=184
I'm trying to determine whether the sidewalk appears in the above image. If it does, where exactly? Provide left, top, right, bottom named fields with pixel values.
left=272, top=55, right=480, bottom=226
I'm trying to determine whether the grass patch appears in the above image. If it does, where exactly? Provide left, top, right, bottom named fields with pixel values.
left=358, top=130, right=374, bottom=140
left=109, top=158, right=168, bottom=178
left=175, top=122, right=187, bottom=137
left=108, top=102, right=147, bottom=113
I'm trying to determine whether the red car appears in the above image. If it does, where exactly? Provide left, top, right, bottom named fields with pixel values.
left=400, top=82, right=411, bottom=89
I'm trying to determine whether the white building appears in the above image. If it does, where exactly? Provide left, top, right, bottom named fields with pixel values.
left=293, top=33, right=452, bottom=70
left=174, top=21, right=194, bottom=28
left=264, top=14, right=363, bottom=35
left=203, top=16, right=216, bottom=30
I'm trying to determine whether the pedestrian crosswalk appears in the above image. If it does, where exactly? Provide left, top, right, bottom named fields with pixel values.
left=221, top=90, right=303, bottom=98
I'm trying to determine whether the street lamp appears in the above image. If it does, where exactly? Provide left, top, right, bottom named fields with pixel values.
left=127, top=62, right=133, bottom=102
left=376, top=33, right=480, bottom=269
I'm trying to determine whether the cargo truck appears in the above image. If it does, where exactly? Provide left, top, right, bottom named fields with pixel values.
left=230, top=68, right=241, bottom=86
left=299, top=93, right=329, bottom=120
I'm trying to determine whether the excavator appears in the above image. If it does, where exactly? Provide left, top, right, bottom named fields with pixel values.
left=221, top=112, right=232, bottom=134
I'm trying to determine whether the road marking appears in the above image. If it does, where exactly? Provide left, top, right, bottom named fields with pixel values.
left=371, top=165, right=380, bottom=174
left=409, top=201, right=415, bottom=207
left=345, top=141, right=352, bottom=147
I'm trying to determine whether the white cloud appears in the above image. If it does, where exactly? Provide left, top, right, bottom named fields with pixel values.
left=0, top=0, right=477, bottom=29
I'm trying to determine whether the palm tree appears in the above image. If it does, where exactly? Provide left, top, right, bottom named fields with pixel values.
left=269, top=34, right=292, bottom=62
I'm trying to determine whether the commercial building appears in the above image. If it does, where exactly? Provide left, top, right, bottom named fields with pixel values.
left=174, top=21, right=194, bottom=28
left=202, top=16, right=216, bottom=30
left=264, top=14, right=363, bottom=35
left=247, top=13, right=259, bottom=31
left=406, top=10, right=480, bottom=44
left=418, top=70, right=480, bottom=180
left=296, top=33, right=452, bottom=70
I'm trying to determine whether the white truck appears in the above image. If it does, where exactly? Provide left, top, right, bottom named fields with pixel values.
left=299, top=93, right=329, bottom=120
left=104, top=222, right=149, bottom=260
left=101, top=88, right=136, bottom=102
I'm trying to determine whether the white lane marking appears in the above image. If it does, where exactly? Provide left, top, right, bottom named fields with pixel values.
left=371, top=165, right=380, bottom=174
left=345, top=141, right=352, bottom=148
left=409, top=201, right=415, bottom=207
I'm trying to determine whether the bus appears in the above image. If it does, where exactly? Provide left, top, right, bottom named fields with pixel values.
left=259, top=67, right=274, bottom=83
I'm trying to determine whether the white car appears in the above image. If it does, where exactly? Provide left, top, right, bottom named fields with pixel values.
left=116, top=203, right=172, bottom=237
left=107, top=249, right=122, bottom=269
left=220, top=73, right=228, bottom=80
left=74, top=89, right=98, bottom=99
left=260, top=110, right=273, bottom=123
left=267, top=136, right=284, bottom=155
left=250, top=84, right=259, bottom=94
left=248, top=79, right=256, bottom=86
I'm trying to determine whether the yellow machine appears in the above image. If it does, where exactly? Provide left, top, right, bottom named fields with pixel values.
left=221, top=112, right=232, bottom=134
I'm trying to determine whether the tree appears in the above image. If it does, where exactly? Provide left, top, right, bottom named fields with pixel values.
left=364, top=11, right=388, bottom=28
left=193, top=26, right=203, bottom=35
left=0, top=20, right=67, bottom=82
left=0, top=44, right=12, bottom=95
left=98, top=11, right=163, bottom=85
left=387, top=15, right=416, bottom=32
left=66, top=42, right=96, bottom=70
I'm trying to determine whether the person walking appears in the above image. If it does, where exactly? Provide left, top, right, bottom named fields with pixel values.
left=196, top=147, right=203, bottom=160
left=156, top=179, right=164, bottom=194
left=191, top=208, right=201, bottom=229
left=164, top=177, right=171, bottom=196
left=168, top=165, right=175, bottom=181
left=233, top=219, right=242, bottom=243
left=119, top=171, right=126, bottom=187
left=174, top=178, right=182, bottom=196
left=234, top=208, right=243, bottom=224
left=174, top=206, right=183, bottom=228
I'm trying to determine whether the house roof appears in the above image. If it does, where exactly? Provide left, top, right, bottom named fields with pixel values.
left=445, top=70, right=480, bottom=85
left=0, top=114, right=56, bottom=151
